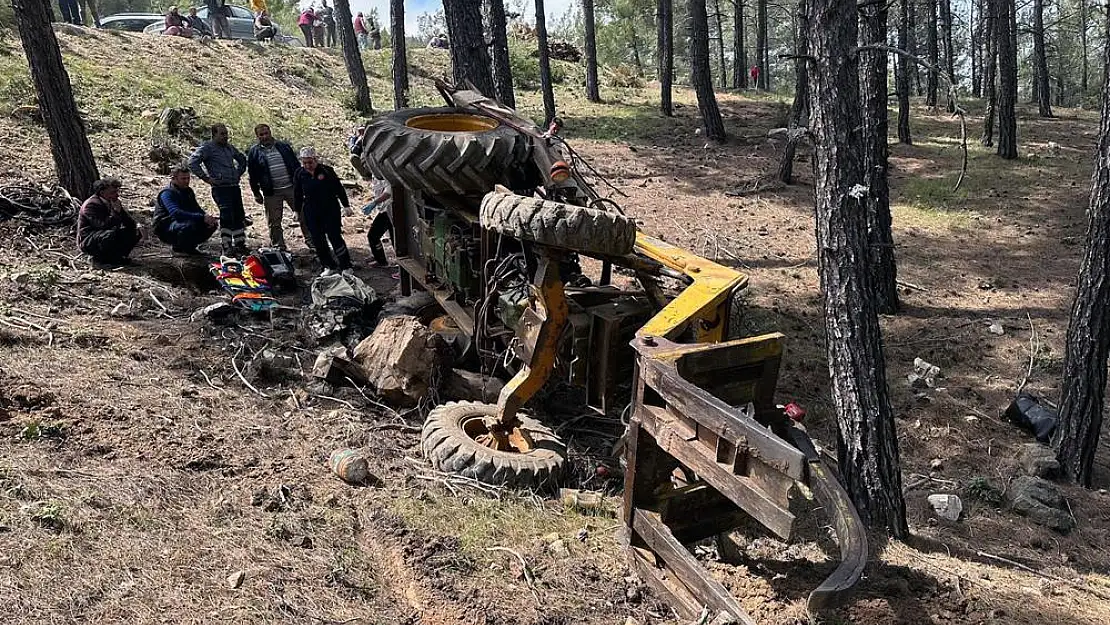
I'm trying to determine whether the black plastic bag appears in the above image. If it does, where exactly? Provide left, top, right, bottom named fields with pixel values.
left=1005, top=393, right=1058, bottom=443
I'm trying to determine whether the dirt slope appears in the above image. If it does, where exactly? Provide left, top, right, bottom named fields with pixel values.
left=1, top=24, right=1109, bottom=625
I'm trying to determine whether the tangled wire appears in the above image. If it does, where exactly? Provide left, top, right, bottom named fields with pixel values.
left=0, top=184, right=79, bottom=227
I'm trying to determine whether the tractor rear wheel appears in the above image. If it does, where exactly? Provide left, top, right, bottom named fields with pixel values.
left=361, top=107, right=532, bottom=197
left=420, top=401, right=565, bottom=489
left=479, top=191, right=637, bottom=257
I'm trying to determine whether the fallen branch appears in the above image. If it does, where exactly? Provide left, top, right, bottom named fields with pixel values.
left=370, top=423, right=422, bottom=434
left=316, top=394, right=355, bottom=409
left=974, top=550, right=1110, bottom=601
left=896, top=279, right=927, bottom=292
left=198, top=368, right=223, bottom=392
left=1017, top=313, right=1037, bottom=394
left=231, top=348, right=269, bottom=399
left=486, top=546, right=541, bottom=603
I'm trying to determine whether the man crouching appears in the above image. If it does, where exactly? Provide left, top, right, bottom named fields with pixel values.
left=153, top=166, right=219, bottom=256
left=77, top=177, right=142, bottom=266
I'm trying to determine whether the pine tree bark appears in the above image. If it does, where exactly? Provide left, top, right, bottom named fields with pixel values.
left=629, top=21, right=645, bottom=77
left=789, top=0, right=808, bottom=127
left=908, top=0, right=921, bottom=95
left=1033, top=0, right=1052, bottom=117
left=971, top=0, right=981, bottom=98
left=712, top=0, right=727, bottom=88
left=981, top=0, right=996, bottom=146
left=333, top=0, right=372, bottom=115
left=658, top=0, right=674, bottom=116
left=688, top=0, right=726, bottom=140
left=391, top=0, right=409, bottom=109
left=940, top=0, right=955, bottom=111
left=897, top=0, right=913, bottom=144
left=12, top=0, right=98, bottom=196
left=861, top=0, right=899, bottom=315
left=487, top=0, right=516, bottom=108
left=996, top=0, right=1018, bottom=159
left=926, top=0, right=939, bottom=107
left=733, top=0, right=747, bottom=88
left=444, top=0, right=495, bottom=96
left=584, top=0, right=601, bottom=102
left=756, top=0, right=768, bottom=89
left=1053, top=34, right=1110, bottom=486
left=535, top=0, right=557, bottom=125
left=805, top=0, right=908, bottom=539
left=1080, top=0, right=1089, bottom=97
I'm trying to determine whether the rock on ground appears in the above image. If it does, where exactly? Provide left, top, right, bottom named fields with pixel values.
left=441, top=368, right=504, bottom=403
left=352, top=315, right=450, bottom=407
left=1019, top=443, right=1061, bottom=479
left=1009, top=476, right=1075, bottom=533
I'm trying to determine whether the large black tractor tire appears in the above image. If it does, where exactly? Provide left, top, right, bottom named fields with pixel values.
left=361, top=107, right=532, bottom=197
left=420, top=401, right=566, bottom=489
left=479, top=191, right=637, bottom=257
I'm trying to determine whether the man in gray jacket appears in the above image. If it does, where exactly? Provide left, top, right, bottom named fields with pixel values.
left=189, top=123, right=248, bottom=254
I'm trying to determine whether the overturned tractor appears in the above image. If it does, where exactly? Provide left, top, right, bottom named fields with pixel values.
left=359, top=82, right=867, bottom=623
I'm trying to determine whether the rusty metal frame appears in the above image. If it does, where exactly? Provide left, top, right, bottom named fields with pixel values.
left=622, top=333, right=867, bottom=623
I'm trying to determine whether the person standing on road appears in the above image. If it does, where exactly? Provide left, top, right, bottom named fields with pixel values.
left=298, top=6, right=316, bottom=47
left=320, top=0, right=336, bottom=47
left=153, top=166, right=219, bottom=256
left=189, top=123, right=249, bottom=254
left=293, top=148, right=352, bottom=275
left=77, top=177, right=142, bottom=265
left=247, top=124, right=313, bottom=251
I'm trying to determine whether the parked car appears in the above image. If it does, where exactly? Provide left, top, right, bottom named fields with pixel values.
left=143, top=4, right=300, bottom=44
left=100, top=12, right=164, bottom=32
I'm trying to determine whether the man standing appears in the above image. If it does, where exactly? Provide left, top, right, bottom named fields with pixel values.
left=206, top=0, right=231, bottom=39
left=189, top=123, right=248, bottom=254
left=247, top=124, right=313, bottom=251
left=320, top=0, right=336, bottom=47
left=153, top=166, right=219, bottom=256
left=77, top=177, right=141, bottom=265
left=57, top=0, right=82, bottom=25
left=79, top=0, right=100, bottom=27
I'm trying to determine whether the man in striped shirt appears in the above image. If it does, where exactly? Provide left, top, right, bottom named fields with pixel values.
left=247, top=124, right=313, bottom=251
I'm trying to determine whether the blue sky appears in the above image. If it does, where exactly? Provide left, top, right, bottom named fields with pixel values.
left=300, top=1, right=575, bottom=35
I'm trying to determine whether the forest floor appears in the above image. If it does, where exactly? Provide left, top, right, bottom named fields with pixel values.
left=0, top=25, right=1109, bottom=625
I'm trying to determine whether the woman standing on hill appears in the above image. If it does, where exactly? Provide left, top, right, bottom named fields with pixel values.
left=293, top=148, right=352, bottom=276
left=298, top=6, right=316, bottom=47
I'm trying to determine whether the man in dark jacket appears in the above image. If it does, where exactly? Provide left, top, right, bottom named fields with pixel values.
left=247, top=124, right=313, bottom=251
left=153, top=166, right=219, bottom=256
left=189, top=123, right=248, bottom=254
left=77, top=177, right=141, bottom=265
left=293, top=147, right=352, bottom=275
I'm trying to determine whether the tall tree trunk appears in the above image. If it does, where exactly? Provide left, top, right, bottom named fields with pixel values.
left=444, top=0, right=495, bottom=96
left=584, top=0, right=601, bottom=102
left=13, top=0, right=98, bottom=196
left=487, top=0, right=516, bottom=108
left=391, top=0, right=409, bottom=109
left=1080, top=0, right=1089, bottom=97
left=1053, top=23, right=1110, bottom=485
left=806, top=0, right=908, bottom=539
left=897, top=0, right=913, bottom=144
left=970, top=0, right=979, bottom=98
left=712, top=0, right=727, bottom=88
left=1033, top=0, right=1052, bottom=116
left=688, top=0, right=726, bottom=140
left=756, top=0, right=768, bottom=89
left=996, top=0, right=1018, bottom=159
left=926, top=0, right=938, bottom=107
left=629, top=21, right=646, bottom=77
left=535, top=0, right=557, bottom=125
left=908, top=0, right=921, bottom=95
left=789, top=0, right=808, bottom=127
left=733, top=0, right=747, bottom=88
left=982, top=0, right=996, bottom=146
left=940, top=0, right=955, bottom=111
left=861, top=0, right=899, bottom=314
left=659, top=0, right=674, bottom=115
left=333, top=0, right=373, bottom=115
